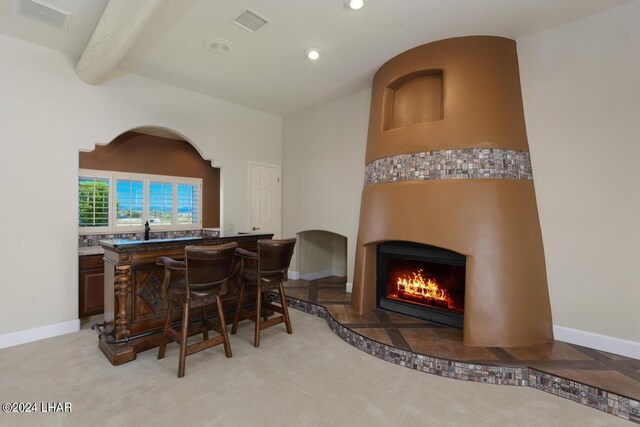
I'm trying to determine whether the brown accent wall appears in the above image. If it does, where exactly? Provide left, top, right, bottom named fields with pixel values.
left=352, top=36, right=553, bottom=347
left=79, top=132, right=220, bottom=228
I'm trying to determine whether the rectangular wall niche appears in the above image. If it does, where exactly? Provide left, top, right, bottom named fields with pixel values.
left=383, top=69, right=443, bottom=131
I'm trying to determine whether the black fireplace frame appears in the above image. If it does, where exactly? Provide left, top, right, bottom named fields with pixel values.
left=376, top=241, right=466, bottom=329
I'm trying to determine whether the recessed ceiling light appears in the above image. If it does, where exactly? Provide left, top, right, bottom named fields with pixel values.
left=204, top=38, right=233, bottom=55
left=305, top=48, right=321, bottom=61
left=345, top=0, right=366, bottom=10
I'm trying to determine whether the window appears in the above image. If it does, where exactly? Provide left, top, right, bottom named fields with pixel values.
left=149, top=181, right=173, bottom=226
left=116, top=178, right=144, bottom=228
left=78, top=169, right=202, bottom=234
left=177, top=183, right=199, bottom=225
left=79, top=174, right=110, bottom=232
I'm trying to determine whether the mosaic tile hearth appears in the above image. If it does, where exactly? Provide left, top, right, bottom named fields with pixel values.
left=268, top=288, right=640, bottom=424
left=529, top=370, right=640, bottom=423
left=364, top=148, right=532, bottom=186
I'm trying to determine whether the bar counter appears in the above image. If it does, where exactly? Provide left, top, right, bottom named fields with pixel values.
left=98, top=232, right=273, bottom=365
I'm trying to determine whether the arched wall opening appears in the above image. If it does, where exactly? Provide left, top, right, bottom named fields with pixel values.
left=79, top=127, right=222, bottom=230
left=296, top=230, right=347, bottom=281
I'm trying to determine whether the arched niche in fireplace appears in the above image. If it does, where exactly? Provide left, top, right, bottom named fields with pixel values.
left=296, top=230, right=347, bottom=281
left=383, top=69, right=444, bottom=131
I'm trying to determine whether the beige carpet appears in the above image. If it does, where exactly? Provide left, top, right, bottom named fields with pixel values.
left=0, top=310, right=629, bottom=426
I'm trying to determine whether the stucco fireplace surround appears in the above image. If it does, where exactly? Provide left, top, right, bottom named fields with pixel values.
left=351, top=36, right=553, bottom=347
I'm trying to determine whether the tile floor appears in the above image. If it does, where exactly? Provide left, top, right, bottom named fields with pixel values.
left=284, top=276, right=640, bottom=402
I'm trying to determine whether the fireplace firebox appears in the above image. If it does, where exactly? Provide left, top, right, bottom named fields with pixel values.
left=377, top=242, right=466, bottom=329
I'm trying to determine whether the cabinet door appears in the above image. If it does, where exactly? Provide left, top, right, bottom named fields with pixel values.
left=79, top=269, right=104, bottom=317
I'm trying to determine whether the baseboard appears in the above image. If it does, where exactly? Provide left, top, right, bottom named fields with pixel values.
left=332, top=269, right=346, bottom=277
left=0, top=319, right=80, bottom=350
left=553, top=325, right=640, bottom=360
left=288, top=270, right=300, bottom=280
left=301, top=269, right=336, bottom=281
left=346, top=282, right=353, bottom=293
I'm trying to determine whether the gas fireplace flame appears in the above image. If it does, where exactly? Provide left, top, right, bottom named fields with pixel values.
left=396, top=269, right=448, bottom=302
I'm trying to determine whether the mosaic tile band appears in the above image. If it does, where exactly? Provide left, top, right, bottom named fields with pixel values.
left=364, top=148, right=533, bottom=186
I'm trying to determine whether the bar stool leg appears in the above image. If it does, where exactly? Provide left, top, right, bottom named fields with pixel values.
left=231, top=282, right=245, bottom=335
left=254, top=284, right=262, bottom=348
left=201, top=306, right=209, bottom=340
left=278, top=283, right=293, bottom=335
left=178, top=300, right=190, bottom=378
left=216, top=296, right=232, bottom=358
left=158, top=301, right=173, bottom=360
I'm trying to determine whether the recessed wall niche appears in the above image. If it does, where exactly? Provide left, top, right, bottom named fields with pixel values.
left=383, top=69, right=443, bottom=131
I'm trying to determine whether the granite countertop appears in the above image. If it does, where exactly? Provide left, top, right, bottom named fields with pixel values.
left=78, top=246, right=105, bottom=256
left=98, top=232, right=274, bottom=253
left=100, top=236, right=203, bottom=246
left=99, top=231, right=265, bottom=246
left=78, top=228, right=270, bottom=256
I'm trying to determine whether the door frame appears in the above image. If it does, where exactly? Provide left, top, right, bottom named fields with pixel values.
left=247, top=161, right=282, bottom=238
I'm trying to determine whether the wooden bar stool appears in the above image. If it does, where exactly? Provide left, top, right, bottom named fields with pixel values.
left=231, top=238, right=296, bottom=347
left=156, top=242, right=237, bottom=378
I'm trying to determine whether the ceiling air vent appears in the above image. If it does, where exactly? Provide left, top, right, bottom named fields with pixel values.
left=232, top=9, right=270, bottom=33
left=13, top=0, right=72, bottom=30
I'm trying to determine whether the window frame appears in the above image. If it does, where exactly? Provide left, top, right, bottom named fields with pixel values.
left=114, top=172, right=147, bottom=232
left=78, top=170, right=112, bottom=234
left=148, top=178, right=175, bottom=229
left=78, top=169, right=203, bottom=235
left=174, top=177, right=203, bottom=231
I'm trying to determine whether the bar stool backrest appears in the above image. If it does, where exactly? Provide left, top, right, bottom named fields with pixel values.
left=257, top=238, right=296, bottom=279
left=185, top=242, right=237, bottom=289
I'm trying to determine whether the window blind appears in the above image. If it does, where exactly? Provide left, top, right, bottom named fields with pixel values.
left=116, top=179, right=144, bottom=227
left=177, top=183, right=200, bottom=225
left=149, top=181, right=173, bottom=225
left=78, top=176, right=109, bottom=228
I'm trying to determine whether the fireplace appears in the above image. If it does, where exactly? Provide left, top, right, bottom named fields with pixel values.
left=352, top=36, right=553, bottom=347
left=377, top=242, right=465, bottom=328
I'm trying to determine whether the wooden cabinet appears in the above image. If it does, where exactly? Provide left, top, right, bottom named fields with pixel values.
left=79, top=254, right=104, bottom=318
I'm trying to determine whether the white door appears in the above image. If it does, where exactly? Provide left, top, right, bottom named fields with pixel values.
left=249, top=163, right=281, bottom=238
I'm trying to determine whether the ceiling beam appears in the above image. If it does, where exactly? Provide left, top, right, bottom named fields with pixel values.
left=75, top=0, right=163, bottom=85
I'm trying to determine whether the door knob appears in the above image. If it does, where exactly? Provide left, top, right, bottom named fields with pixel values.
left=252, top=227, right=260, bottom=231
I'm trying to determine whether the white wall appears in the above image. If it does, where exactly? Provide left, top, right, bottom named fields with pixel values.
left=331, top=233, right=347, bottom=277
left=0, top=34, right=281, bottom=337
left=518, top=1, right=640, bottom=344
left=282, top=89, right=370, bottom=285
